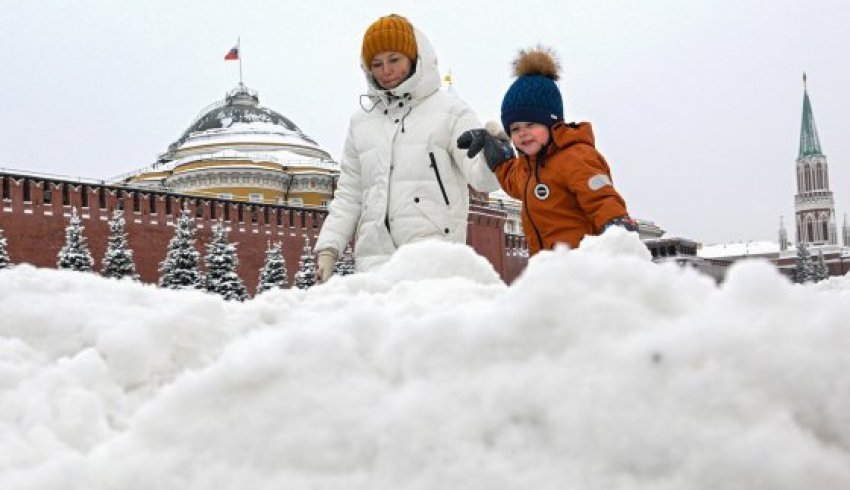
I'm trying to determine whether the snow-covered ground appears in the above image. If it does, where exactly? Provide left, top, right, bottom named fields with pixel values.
left=1, top=228, right=849, bottom=489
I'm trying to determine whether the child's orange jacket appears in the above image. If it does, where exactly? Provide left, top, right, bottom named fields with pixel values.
left=494, top=121, right=629, bottom=255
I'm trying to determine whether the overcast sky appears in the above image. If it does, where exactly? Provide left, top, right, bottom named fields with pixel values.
left=2, top=0, right=848, bottom=245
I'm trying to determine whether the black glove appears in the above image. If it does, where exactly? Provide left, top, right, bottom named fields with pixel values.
left=601, top=216, right=639, bottom=233
left=457, top=129, right=515, bottom=171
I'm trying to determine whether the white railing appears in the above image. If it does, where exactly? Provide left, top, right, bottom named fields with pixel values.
left=183, top=98, right=228, bottom=132
left=113, top=152, right=338, bottom=181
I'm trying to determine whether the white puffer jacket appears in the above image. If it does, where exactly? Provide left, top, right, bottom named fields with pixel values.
left=315, top=27, right=500, bottom=271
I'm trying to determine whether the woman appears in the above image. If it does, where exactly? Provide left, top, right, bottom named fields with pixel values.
left=314, top=14, right=500, bottom=281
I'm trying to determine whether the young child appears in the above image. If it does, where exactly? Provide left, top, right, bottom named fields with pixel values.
left=458, top=46, right=636, bottom=256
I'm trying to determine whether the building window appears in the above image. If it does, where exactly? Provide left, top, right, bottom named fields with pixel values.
left=149, top=194, right=157, bottom=214
left=166, top=197, right=173, bottom=216
left=43, top=188, right=52, bottom=204
left=1, top=177, right=9, bottom=200
left=224, top=203, right=230, bottom=221
left=276, top=209, right=282, bottom=226
left=249, top=193, right=263, bottom=203
left=81, top=186, right=89, bottom=208
left=210, top=203, right=217, bottom=220
left=263, top=206, right=269, bottom=224
left=62, top=183, right=70, bottom=205
left=251, top=206, right=258, bottom=224
left=237, top=204, right=244, bottom=223
left=99, top=187, right=107, bottom=209
left=133, top=192, right=141, bottom=213
left=289, top=197, right=303, bottom=207
left=218, top=193, right=233, bottom=200
left=23, top=179, right=31, bottom=202
left=195, top=199, right=203, bottom=218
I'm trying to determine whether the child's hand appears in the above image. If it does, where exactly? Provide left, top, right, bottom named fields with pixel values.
left=601, top=216, right=639, bottom=233
left=457, top=129, right=515, bottom=170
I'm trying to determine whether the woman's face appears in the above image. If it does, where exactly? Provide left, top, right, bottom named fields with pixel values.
left=370, top=52, right=412, bottom=90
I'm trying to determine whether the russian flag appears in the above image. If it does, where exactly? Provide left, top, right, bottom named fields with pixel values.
left=224, top=46, right=239, bottom=61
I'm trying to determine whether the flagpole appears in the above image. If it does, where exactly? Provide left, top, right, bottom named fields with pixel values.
left=238, top=37, right=243, bottom=87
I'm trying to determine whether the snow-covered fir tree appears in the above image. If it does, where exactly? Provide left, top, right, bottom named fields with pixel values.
left=256, top=240, right=288, bottom=295
left=294, top=235, right=317, bottom=290
left=57, top=208, right=94, bottom=272
left=813, top=251, right=830, bottom=282
left=793, top=242, right=815, bottom=284
left=101, top=209, right=138, bottom=280
left=0, top=226, right=10, bottom=270
left=159, top=206, right=203, bottom=290
left=203, top=220, right=248, bottom=301
left=334, top=244, right=356, bottom=276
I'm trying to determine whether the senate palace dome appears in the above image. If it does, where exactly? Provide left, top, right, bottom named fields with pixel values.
left=119, top=84, right=338, bottom=208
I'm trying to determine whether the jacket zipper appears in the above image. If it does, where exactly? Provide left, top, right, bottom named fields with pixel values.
left=523, top=157, right=545, bottom=250
left=428, top=152, right=450, bottom=206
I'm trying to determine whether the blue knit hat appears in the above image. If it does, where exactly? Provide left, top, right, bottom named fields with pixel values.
left=501, top=47, right=563, bottom=132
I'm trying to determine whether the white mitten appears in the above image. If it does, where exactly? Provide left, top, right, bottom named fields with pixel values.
left=316, top=248, right=339, bottom=284
left=485, top=120, right=510, bottom=142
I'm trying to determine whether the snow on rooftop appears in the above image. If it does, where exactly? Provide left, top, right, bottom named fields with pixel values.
left=1, top=228, right=850, bottom=489
left=179, top=125, right=323, bottom=151
left=699, top=240, right=780, bottom=259
left=489, top=189, right=515, bottom=201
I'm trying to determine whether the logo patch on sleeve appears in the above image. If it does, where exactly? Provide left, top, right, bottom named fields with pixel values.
left=588, top=174, right=613, bottom=191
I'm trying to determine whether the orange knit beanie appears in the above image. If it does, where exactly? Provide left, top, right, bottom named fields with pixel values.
left=361, top=14, right=417, bottom=65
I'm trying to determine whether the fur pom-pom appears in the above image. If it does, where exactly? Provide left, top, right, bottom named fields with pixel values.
left=512, top=46, right=561, bottom=81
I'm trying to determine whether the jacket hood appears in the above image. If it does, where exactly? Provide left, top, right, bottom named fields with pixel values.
left=360, top=26, right=441, bottom=106
left=551, top=121, right=595, bottom=149
left=524, top=122, right=596, bottom=163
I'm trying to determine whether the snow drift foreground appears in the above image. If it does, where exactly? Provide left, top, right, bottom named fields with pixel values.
left=1, top=228, right=849, bottom=489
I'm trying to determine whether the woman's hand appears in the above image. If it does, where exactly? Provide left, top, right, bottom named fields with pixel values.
left=316, top=249, right=339, bottom=284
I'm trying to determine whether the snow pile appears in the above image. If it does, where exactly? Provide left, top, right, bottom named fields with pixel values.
left=1, top=228, right=850, bottom=489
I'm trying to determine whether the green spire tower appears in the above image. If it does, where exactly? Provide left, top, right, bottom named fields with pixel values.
left=798, top=73, right=823, bottom=158
left=793, top=73, right=836, bottom=247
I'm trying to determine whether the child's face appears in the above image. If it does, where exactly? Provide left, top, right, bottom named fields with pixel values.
left=509, top=122, right=550, bottom=155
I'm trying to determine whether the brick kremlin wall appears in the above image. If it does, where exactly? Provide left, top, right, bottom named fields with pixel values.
left=0, top=172, right=527, bottom=293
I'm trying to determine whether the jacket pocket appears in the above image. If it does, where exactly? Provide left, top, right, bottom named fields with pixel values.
left=412, top=185, right=452, bottom=236
left=428, top=152, right=450, bottom=206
